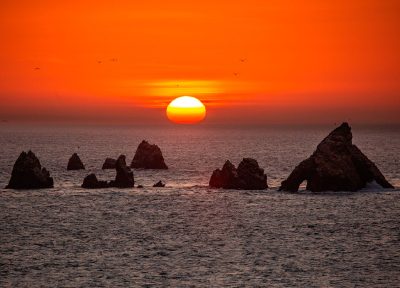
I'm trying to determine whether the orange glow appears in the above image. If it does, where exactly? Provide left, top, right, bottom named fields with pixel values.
left=0, top=1, right=399, bottom=125
left=166, top=96, right=206, bottom=124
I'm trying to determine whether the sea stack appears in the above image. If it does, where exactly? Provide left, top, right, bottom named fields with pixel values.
left=67, top=153, right=85, bottom=170
left=102, top=158, right=116, bottom=169
left=6, top=151, right=54, bottom=189
left=279, top=122, right=394, bottom=192
left=131, top=140, right=168, bottom=169
left=209, top=158, right=268, bottom=190
left=111, top=155, right=135, bottom=188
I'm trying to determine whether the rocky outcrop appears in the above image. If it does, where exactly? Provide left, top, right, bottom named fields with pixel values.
left=209, top=158, right=268, bottom=190
left=82, top=155, right=134, bottom=189
left=131, top=140, right=168, bottom=169
left=279, top=122, right=394, bottom=192
left=81, top=173, right=109, bottom=189
left=110, top=155, right=135, bottom=188
left=6, top=151, right=54, bottom=189
left=67, top=153, right=85, bottom=170
left=102, top=158, right=116, bottom=169
left=153, top=180, right=165, bottom=187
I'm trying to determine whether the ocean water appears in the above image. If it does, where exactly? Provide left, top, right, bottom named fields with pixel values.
left=0, top=124, right=399, bottom=287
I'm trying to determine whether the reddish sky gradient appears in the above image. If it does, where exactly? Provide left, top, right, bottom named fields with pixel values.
left=0, top=0, right=399, bottom=125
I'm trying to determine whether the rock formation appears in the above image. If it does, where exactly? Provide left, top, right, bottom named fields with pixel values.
left=82, top=155, right=134, bottom=189
left=279, top=122, right=394, bottom=192
left=67, top=153, right=85, bottom=170
left=131, top=140, right=168, bottom=169
left=6, top=151, right=54, bottom=189
left=102, top=158, right=116, bottom=169
left=110, top=155, right=135, bottom=188
left=153, top=180, right=165, bottom=187
left=209, top=158, right=268, bottom=190
left=81, top=173, right=109, bottom=189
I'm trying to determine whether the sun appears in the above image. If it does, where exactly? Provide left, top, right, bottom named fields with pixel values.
left=166, top=96, right=206, bottom=124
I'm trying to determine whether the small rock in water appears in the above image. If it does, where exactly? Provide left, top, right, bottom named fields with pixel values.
left=279, top=122, right=394, bottom=192
left=6, top=150, right=54, bottom=189
left=131, top=140, right=168, bottom=169
left=153, top=180, right=166, bottom=187
left=81, top=173, right=108, bottom=189
left=209, top=158, right=268, bottom=190
left=102, top=158, right=116, bottom=169
left=137, top=185, right=144, bottom=188
left=67, top=153, right=85, bottom=170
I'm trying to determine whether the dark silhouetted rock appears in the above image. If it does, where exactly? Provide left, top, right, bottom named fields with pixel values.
left=279, top=122, right=394, bottom=192
left=82, top=155, right=134, bottom=189
left=110, top=155, right=135, bottom=188
left=137, top=185, right=144, bottom=188
left=102, top=158, right=116, bottom=169
left=153, top=180, right=165, bottom=187
left=131, top=140, right=168, bottom=169
left=6, top=151, right=54, bottom=189
left=67, top=153, right=85, bottom=170
left=81, top=173, right=109, bottom=189
left=209, top=158, right=268, bottom=190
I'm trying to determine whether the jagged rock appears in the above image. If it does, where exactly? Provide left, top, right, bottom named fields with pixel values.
left=81, top=173, right=109, bottom=189
left=279, top=122, right=394, bottom=192
left=209, top=158, right=268, bottom=190
left=82, top=155, right=134, bottom=189
left=67, top=153, right=85, bottom=170
left=6, top=151, right=54, bottom=189
left=131, top=140, right=168, bottom=169
left=110, top=155, right=135, bottom=188
left=153, top=180, right=165, bottom=187
left=102, top=158, right=116, bottom=169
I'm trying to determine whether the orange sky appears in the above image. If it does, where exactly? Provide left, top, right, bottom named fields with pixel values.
left=0, top=0, right=399, bottom=125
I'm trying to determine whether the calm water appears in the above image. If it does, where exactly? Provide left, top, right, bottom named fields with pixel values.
left=0, top=124, right=399, bottom=287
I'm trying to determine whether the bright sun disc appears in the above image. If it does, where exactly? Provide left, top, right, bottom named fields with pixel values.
left=166, top=96, right=206, bottom=124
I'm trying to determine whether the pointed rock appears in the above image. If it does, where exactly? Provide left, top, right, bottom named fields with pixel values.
left=131, top=140, right=168, bottom=169
left=6, top=151, right=54, bottom=189
left=279, top=122, right=394, bottom=192
left=210, top=158, right=268, bottom=190
left=111, top=155, right=135, bottom=188
left=102, top=158, right=116, bottom=169
left=67, top=153, right=85, bottom=170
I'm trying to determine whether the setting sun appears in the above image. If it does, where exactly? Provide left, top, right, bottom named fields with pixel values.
left=166, top=96, right=206, bottom=124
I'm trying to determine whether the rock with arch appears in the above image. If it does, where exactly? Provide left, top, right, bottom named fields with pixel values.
left=279, top=122, right=394, bottom=192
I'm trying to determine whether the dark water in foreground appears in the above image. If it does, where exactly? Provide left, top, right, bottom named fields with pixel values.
left=0, top=125, right=399, bottom=287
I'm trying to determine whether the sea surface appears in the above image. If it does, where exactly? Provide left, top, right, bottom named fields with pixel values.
left=0, top=124, right=399, bottom=287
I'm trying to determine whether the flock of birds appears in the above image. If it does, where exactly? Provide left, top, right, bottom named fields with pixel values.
left=32, top=57, right=248, bottom=82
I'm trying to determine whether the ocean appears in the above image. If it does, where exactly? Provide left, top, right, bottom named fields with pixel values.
left=0, top=124, right=399, bottom=287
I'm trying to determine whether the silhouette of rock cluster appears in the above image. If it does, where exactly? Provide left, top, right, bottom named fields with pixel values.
left=131, top=140, right=168, bottom=169
left=279, top=122, right=394, bottom=192
left=81, top=155, right=134, bottom=189
left=102, top=158, right=116, bottom=169
left=6, top=151, right=53, bottom=189
left=67, top=153, right=85, bottom=170
left=210, top=158, right=268, bottom=190
left=5, top=123, right=394, bottom=192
